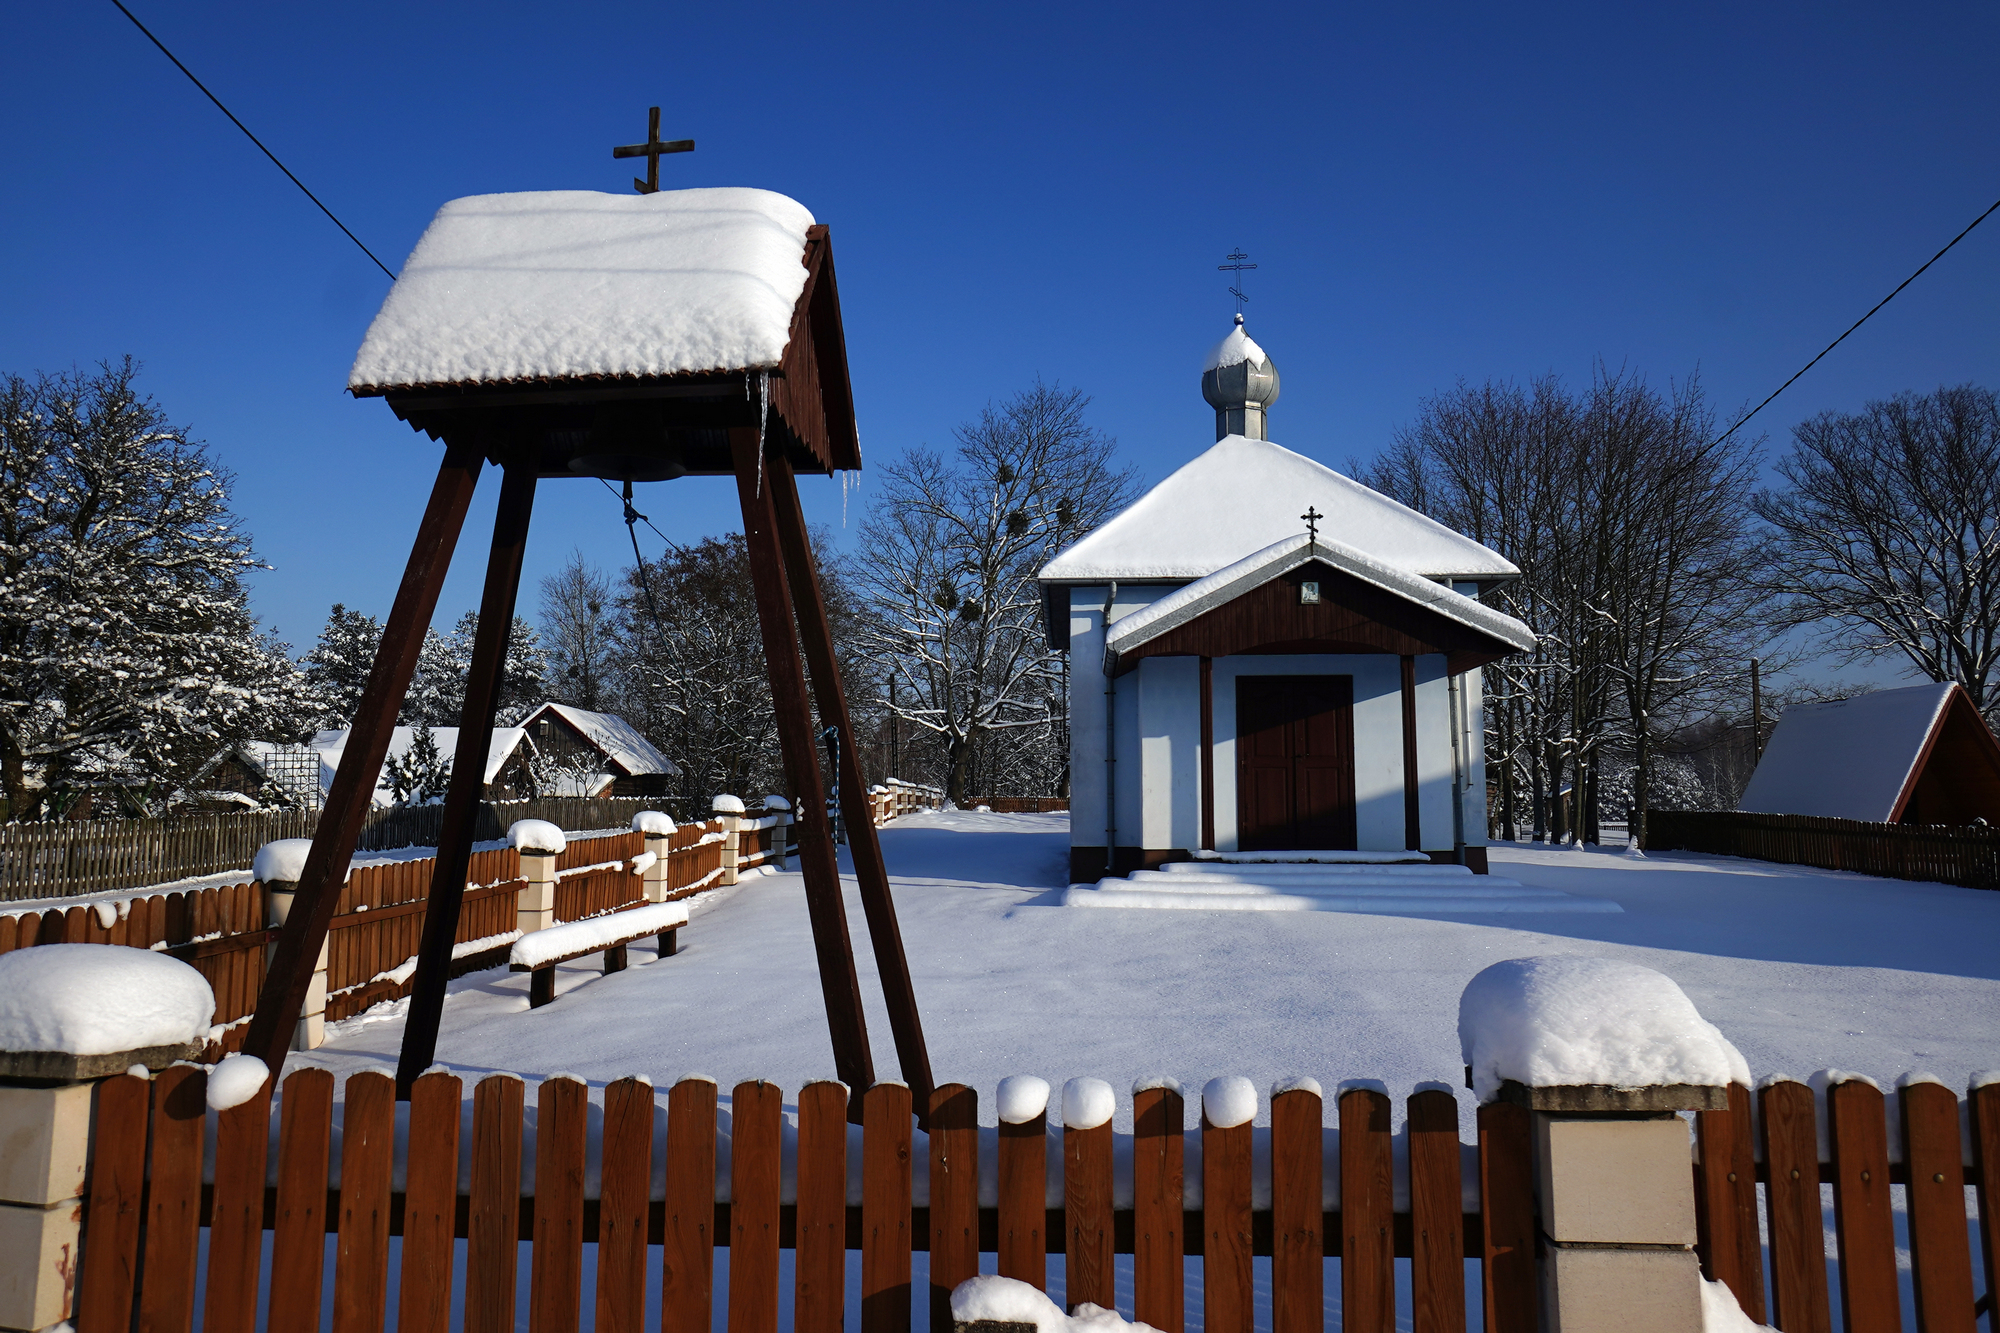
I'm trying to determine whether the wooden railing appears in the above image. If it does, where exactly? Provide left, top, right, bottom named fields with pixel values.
left=1645, top=809, right=2000, bottom=890
left=0, top=819, right=732, bottom=1056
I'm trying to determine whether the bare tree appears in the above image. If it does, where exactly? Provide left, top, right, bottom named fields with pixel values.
left=1755, top=384, right=2000, bottom=719
left=1366, top=367, right=1767, bottom=844
left=538, top=550, right=615, bottom=711
left=854, top=381, right=1136, bottom=804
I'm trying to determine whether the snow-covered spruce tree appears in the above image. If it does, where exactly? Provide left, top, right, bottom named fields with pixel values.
left=302, top=602, right=382, bottom=725
left=0, top=359, right=320, bottom=817
left=382, top=723, right=452, bottom=805
left=854, top=381, right=1136, bottom=805
left=538, top=549, right=615, bottom=711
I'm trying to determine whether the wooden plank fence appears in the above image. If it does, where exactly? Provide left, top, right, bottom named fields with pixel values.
left=68, top=1069, right=1998, bottom=1333
left=0, top=818, right=735, bottom=1057
left=968, top=797, right=1071, bottom=814
left=1646, top=810, right=2000, bottom=890
left=0, top=796, right=689, bottom=901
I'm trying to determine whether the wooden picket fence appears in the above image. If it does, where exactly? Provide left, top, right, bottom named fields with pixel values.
left=73, top=1070, right=1535, bottom=1333
left=0, top=796, right=680, bottom=901
left=968, top=797, right=1071, bottom=814
left=1646, top=810, right=2000, bottom=890
left=67, top=1068, right=2000, bottom=1333
left=0, top=820, right=732, bottom=1057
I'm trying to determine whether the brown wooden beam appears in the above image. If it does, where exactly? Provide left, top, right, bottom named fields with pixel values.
left=396, top=460, right=540, bottom=1094
left=731, top=428, right=875, bottom=1101
left=1401, top=655, right=1421, bottom=851
left=243, top=447, right=482, bottom=1072
left=765, top=451, right=934, bottom=1115
left=1199, top=657, right=1215, bottom=852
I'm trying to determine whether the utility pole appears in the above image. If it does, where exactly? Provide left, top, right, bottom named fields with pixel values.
left=1750, top=658, right=1765, bottom=761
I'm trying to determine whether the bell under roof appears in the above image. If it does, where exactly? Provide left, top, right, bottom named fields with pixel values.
left=1038, top=433, right=1520, bottom=586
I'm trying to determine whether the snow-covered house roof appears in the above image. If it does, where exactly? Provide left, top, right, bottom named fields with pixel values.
left=1102, top=533, right=1534, bottom=675
left=1737, top=682, right=2000, bottom=823
left=312, top=726, right=530, bottom=809
left=1039, top=434, right=1521, bottom=587
left=520, top=704, right=677, bottom=777
left=348, top=188, right=816, bottom=393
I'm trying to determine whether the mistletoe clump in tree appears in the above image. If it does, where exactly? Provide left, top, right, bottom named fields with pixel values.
left=855, top=380, right=1136, bottom=804
left=0, top=359, right=319, bottom=817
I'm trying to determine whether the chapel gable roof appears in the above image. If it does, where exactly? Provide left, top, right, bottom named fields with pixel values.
left=521, top=703, right=679, bottom=777
left=1737, top=682, right=2000, bottom=824
left=1101, top=533, right=1534, bottom=677
left=1038, top=434, right=1520, bottom=586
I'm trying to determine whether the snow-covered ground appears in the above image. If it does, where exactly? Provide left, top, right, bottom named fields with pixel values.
left=303, top=809, right=2000, bottom=1128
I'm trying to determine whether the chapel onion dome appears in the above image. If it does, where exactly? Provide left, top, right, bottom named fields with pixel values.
left=1200, top=314, right=1280, bottom=442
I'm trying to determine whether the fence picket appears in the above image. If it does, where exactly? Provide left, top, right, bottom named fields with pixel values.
left=1694, top=1082, right=1765, bottom=1322
left=1828, top=1079, right=1903, bottom=1332
left=1270, top=1086, right=1323, bottom=1333
left=1340, top=1086, right=1395, bottom=1333
left=399, top=1071, right=462, bottom=1333
left=663, top=1078, right=718, bottom=1333
left=729, top=1081, right=783, bottom=1333
left=999, top=1103, right=1048, bottom=1288
left=1064, top=1100, right=1115, bottom=1315
left=202, top=1073, right=273, bottom=1333
left=1974, top=1083, right=2000, bottom=1333
left=138, top=1064, right=206, bottom=1331
left=796, top=1081, right=849, bottom=1333
left=862, top=1081, right=914, bottom=1333
left=467, top=1074, right=526, bottom=1333
left=75, top=1073, right=149, bottom=1333
left=1477, top=1100, right=1537, bottom=1333
left=530, top=1075, right=589, bottom=1333
left=596, top=1076, right=655, bottom=1333
left=1758, top=1080, right=1832, bottom=1333
left=1131, top=1085, right=1184, bottom=1333
left=332, top=1070, right=396, bottom=1333
left=1202, top=1105, right=1253, bottom=1333
left=1407, top=1088, right=1465, bottom=1333
left=927, top=1084, right=979, bottom=1333
left=1899, top=1081, right=1978, bottom=1333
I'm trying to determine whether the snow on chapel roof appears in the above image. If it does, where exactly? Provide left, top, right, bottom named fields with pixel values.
left=1039, top=434, right=1520, bottom=584
left=348, top=188, right=816, bottom=393
left=1736, top=682, right=1959, bottom=822
left=528, top=704, right=678, bottom=777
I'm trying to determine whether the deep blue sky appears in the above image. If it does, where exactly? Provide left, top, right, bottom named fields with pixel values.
left=5, top=2, right=1996, bottom=689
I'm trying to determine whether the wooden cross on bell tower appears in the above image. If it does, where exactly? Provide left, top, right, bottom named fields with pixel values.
left=612, top=106, right=694, bottom=194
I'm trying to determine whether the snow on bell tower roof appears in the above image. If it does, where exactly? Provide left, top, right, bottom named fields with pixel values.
left=1039, top=434, right=1521, bottom=586
left=348, top=187, right=817, bottom=393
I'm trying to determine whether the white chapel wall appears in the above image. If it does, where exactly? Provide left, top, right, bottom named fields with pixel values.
left=1415, top=656, right=1456, bottom=850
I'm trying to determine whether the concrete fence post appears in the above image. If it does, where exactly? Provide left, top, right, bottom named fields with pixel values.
left=762, top=797, right=792, bottom=871
left=0, top=952, right=208, bottom=1332
left=641, top=832, right=672, bottom=903
left=1460, top=955, right=1744, bottom=1333
left=263, top=878, right=328, bottom=1050
left=516, top=850, right=558, bottom=936
left=713, top=795, right=744, bottom=886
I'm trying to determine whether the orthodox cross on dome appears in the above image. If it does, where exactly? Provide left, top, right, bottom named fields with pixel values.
left=612, top=106, right=694, bottom=194
left=1218, top=247, right=1257, bottom=316
left=1302, top=506, right=1322, bottom=542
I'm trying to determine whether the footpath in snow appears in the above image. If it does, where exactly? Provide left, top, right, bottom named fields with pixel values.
left=300, top=810, right=2000, bottom=1133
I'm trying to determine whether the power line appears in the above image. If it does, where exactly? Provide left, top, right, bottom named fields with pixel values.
left=108, top=0, right=398, bottom=282
left=1716, top=192, right=2000, bottom=445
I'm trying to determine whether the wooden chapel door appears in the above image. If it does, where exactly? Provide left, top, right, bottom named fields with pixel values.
left=1236, top=675, right=1358, bottom=850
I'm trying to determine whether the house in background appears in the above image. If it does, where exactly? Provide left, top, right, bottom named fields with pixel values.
left=1039, top=318, right=1535, bottom=881
left=516, top=703, right=679, bottom=798
left=1737, top=681, right=2000, bottom=825
left=312, top=725, right=536, bottom=808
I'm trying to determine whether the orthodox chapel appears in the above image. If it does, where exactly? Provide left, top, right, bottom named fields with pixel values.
left=1039, top=318, right=1536, bottom=883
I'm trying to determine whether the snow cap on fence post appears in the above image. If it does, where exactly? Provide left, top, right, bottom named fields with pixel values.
left=1201, top=1075, right=1257, bottom=1128
left=1061, top=1077, right=1115, bottom=1130
left=633, top=811, right=674, bottom=901
left=1460, top=955, right=1736, bottom=1333
left=995, top=1075, right=1050, bottom=1124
